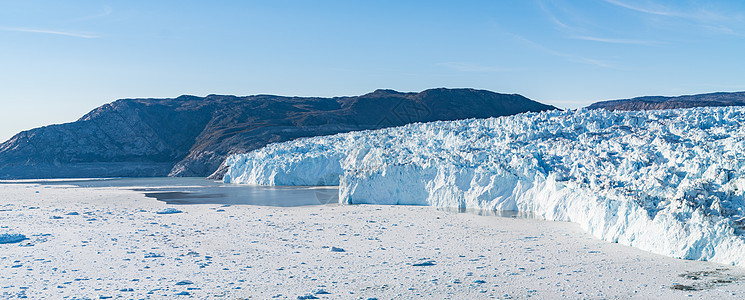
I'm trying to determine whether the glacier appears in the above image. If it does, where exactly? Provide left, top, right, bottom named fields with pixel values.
left=224, top=107, right=745, bottom=267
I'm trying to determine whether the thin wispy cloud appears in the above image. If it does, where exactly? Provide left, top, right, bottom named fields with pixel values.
left=537, top=1, right=573, bottom=31
left=538, top=0, right=660, bottom=46
left=571, top=57, right=615, bottom=69
left=702, top=24, right=745, bottom=37
left=0, top=27, right=100, bottom=38
left=438, top=62, right=512, bottom=73
left=67, top=6, right=114, bottom=23
left=601, top=0, right=673, bottom=16
left=571, top=35, right=662, bottom=46
left=511, top=33, right=620, bottom=69
left=602, top=0, right=745, bottom=35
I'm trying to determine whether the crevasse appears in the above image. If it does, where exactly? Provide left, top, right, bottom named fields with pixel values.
left=224, top=107, right=745, bottom=266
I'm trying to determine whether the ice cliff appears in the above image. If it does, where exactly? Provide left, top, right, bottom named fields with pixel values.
left=224, top=107, right=745, bottom=267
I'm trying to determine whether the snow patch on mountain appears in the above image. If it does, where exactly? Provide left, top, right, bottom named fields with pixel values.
left=224, top=107, right=745, bottom=266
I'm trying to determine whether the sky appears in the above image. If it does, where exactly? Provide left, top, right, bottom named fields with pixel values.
left=1, top=0, right=745, bottom=142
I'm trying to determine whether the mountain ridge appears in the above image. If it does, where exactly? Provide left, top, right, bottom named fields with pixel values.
left=0, top=88, right=557, bottom=179
left=587, top=91, right=745, bottom=111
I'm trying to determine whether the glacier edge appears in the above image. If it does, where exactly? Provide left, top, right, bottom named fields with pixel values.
left=224, top=107, right=745, bottom=267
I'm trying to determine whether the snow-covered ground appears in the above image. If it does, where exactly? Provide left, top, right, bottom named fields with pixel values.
left=224, top=107, right=745, bottom=267
left=2, top=183, right=745, bottom=299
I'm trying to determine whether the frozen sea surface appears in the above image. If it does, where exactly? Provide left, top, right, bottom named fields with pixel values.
left=3, top=183, right=743, bottom=298
left=225, top=106, right=745, bottom=267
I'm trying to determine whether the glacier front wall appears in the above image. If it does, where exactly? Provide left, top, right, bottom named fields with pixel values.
left=224, top=107, right=745, bottom=267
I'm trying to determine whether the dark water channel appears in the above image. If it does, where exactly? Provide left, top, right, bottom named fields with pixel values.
left=4, top=178, right=538, bottom=218
left=3, top=177, right=338, bottom=206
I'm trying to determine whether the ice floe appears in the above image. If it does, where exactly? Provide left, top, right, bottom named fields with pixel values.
left=0, top=233, right=27, bottom=244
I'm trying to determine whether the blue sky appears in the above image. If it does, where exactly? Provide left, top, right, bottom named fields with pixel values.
left=2, top=0, right=745, bottom=142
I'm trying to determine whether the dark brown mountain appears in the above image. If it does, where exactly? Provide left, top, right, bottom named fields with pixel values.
left=587, top=91, right=745, bottom=111
left=0, top=88, right=557, bottom=179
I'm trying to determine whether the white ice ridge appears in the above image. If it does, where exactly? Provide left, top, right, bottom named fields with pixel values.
left=224, top=107, right=745, bottom=266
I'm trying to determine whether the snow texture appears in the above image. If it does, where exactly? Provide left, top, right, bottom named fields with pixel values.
left=3, top=182, right=745, bottom=298
left=225, top=107, right=745, bottom=267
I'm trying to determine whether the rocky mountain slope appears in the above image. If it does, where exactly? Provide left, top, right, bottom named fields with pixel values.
left=0, top=88, right=557, bottom=179
left=587, top=91, right=745, bottom=111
